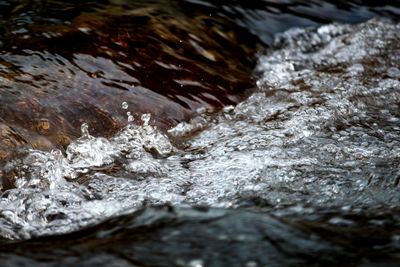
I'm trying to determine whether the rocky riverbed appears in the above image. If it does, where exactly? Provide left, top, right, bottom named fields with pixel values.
left=0, top=1, right=399, bottom=266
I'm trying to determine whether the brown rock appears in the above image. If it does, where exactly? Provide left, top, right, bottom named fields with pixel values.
left=0, top=2, right=259, bottom=160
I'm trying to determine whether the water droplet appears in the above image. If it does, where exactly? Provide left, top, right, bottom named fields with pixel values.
left=127, top=112, right=134, bottom=122
left=122, top=101, right=129, bottom=110
left=141, top=113, right=151, bottom=126
left=81, top=123, right=90, bottom=137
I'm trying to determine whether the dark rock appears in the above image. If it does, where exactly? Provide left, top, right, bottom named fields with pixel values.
left=0, top=1, right=259, bottom=160
left=0, top=206, right=399, bottom=267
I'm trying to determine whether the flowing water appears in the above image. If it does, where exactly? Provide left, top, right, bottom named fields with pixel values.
left=0, top=1, right=400, bottom=266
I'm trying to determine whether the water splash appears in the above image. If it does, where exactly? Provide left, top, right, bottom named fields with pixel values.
left=121, top=102, right=135, bottom=123
left=0, top=18, right=399, bottom=240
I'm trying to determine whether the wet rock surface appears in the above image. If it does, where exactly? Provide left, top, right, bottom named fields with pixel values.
left=0, top=206, right=399, bottom=267
left=0, top=1, right=400, bottom=266
left=0, top=0, right=259, bottom=159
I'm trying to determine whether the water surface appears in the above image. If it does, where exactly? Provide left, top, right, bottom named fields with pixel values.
left=0, top=1, right=400, bottom=266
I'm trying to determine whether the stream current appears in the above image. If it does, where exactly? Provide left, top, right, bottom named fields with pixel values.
left=0, top=1, right=399, bottom=266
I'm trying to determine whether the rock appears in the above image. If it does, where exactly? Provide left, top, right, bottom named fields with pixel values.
left=0, top=1, right=258, bottom=160
left=0, top=206, right=399, bottom=267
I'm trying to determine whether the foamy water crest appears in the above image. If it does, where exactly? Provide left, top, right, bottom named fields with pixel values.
left=0, top=18, right=399, bottom=240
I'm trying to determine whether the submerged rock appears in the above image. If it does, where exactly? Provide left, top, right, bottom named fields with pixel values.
left=0, top=206, right=399, bottom=267
left=1, top=0, right=397, bottom=161
left=0, top=0, right=258, bottom=160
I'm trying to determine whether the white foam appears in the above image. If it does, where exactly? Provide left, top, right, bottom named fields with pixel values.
left=1, top=19, right=399, bottom=240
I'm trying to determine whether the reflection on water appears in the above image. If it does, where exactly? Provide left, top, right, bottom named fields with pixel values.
left=0, top=0, right=259, bottom=159
left=0, top=0, right=398, bottom=159
left=1, top=18, right=399, bottom=265
left=184, top=0, right=400, bottom=43
left=0, top=0, right=400, bottom=266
